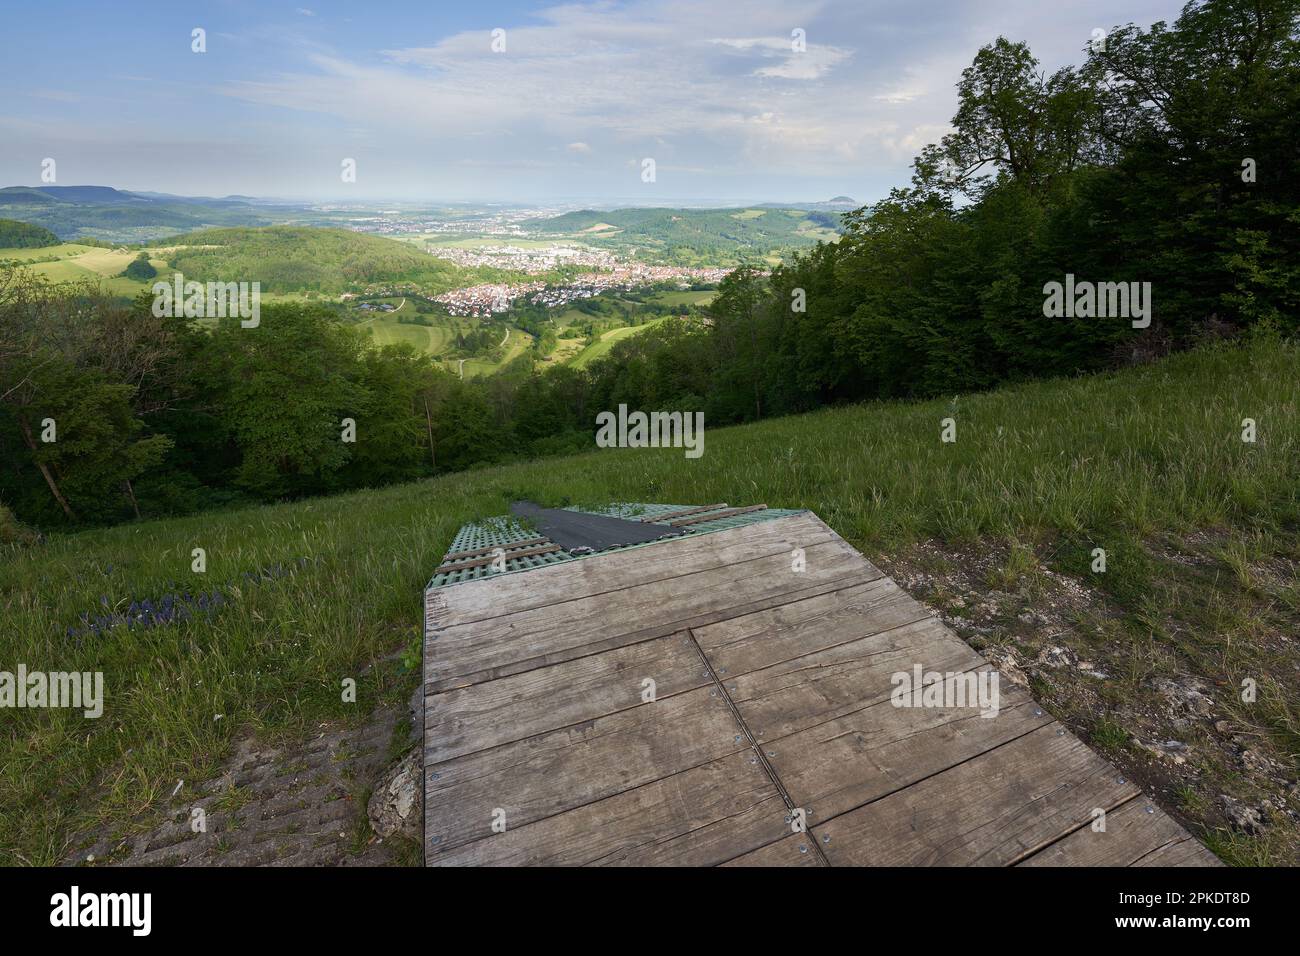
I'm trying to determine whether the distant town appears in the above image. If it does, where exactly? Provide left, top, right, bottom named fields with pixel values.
left=435, top=263, right=730, bottom=316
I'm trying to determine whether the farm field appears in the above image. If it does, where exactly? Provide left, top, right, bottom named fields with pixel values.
left=0, top=243, right=169, bottom=296
left=0, top=241, right=338, bottom=304
left=2, top=340, right=1297, bottom=866
left=344, top=297, right=532, bottom=377
left=568, top=317, right=669, bottom=368
left=358, top=305, right=459, bottom=356
left=457, top=325, right=535, bottom=378
left=650, top=288, right=716, bottom=307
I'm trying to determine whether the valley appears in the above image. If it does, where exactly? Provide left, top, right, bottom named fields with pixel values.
left=0, top=199, right=759, bottom=378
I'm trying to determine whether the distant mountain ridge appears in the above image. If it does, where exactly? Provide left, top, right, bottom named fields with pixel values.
left=755, top=196, right=861, bottom=211
left=525, top=205, right=845, bottom=265
left=0, top=184, right=862, bottom=248
left=0, top=185, right=285, bottom=242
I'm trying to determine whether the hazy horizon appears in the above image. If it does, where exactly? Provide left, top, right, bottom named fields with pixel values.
left=0, top=184, right=861, bottom=208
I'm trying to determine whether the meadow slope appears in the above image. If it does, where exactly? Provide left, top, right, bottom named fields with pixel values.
left=1, top=338, right=1297, bottom=865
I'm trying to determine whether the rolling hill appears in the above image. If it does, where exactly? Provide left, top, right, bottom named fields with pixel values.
left=160, top=227, right=480, bottom=295
left=526, top=206, right=844, bottom=265
left=0, top=185, right=287, bottom=242
left=0, top=218, right=59, bottom=248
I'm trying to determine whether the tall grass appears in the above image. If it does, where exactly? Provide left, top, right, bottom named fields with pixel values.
left=1, top=338, right=1296, bottom=864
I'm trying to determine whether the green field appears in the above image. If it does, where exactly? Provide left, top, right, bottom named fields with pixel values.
left=359, top=306, right=458, bottom=355
left=457, top=325, right=535, bottom=378
left=4, top=338, right=1296, bottom=865
left=347, top=297, right=534, bottom=377
left=651, top=289, right=716, bottom=307
left=569, top=317, right=668, bottom=368
left=0, top=243, right=171, bottom=296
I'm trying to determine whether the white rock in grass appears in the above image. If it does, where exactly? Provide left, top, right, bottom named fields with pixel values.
left=369, top=746, right=421, bottom=841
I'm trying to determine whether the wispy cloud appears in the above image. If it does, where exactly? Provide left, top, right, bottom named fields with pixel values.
left=0, top=0, right=1187, bottom=199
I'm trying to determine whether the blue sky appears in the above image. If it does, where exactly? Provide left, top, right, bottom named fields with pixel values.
left=0, top=0, right=1185, bottom=204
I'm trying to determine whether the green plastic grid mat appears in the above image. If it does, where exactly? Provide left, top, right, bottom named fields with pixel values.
left=427, top=503, right=804, bottom=589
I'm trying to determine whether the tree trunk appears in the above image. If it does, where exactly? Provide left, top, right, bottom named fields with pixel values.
left=423, top=396, right=436, bottom=470
left=17, top=415, right=75, bottom=521
left=123, top=479, right=141, bottom=520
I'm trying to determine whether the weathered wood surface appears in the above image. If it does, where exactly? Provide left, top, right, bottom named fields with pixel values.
left=434, top=543, right=564, bottom=574
left=442, top=536, right=552, bottom=562
left=425, top=535, right=868, bottom=692
left=644, top=503, right=728, bottom=522
left=424, top=511, right=1218, bottom=866
left=667, top=503, right=768, bottom=526
left=1018, top=795, right=1221, bottom=867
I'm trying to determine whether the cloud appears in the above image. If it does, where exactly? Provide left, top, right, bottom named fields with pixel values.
left=712, top=35, right=852, bottom=80
left=13, top=0, right=1182, bottom=199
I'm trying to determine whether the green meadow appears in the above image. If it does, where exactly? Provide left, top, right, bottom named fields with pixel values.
left=1, top=338, right=1296, bottom=865
left=569, top=317, right=670, bottom=368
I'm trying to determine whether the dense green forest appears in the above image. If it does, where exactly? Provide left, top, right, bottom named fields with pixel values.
left=160, top=226, right=488, bottom=295
left=1, top=0, right=1296, bottom=532
left=0, top=218, right=59, bottom=248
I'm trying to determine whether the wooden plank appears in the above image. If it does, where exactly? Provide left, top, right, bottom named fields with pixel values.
left=425, top=685, right=746, bottom=854
left=728, top=616, right=986, bottom=742
left=767, top=683, right=1053, bottom=822
left=1019, top=796, right=1222, bottom=867
left=435, top=543, right=563, bottom=573
left=425, top=512, right=842, bottom=630
left=1132, top=838, right=1224, bottom=866
left=668, top=504, right=768, bottom=527
left=812, top=723, right=1141, bottom=866
left=694, top=576, right=932, bottom=678
left=426, top=534, right=873, bottom=692
left=720, top=832, right=825, bottom=867
left=442, top=536, right=551, bottom=561
left=643, top=503, right=728, bottom=522
left=423, top=513, right=1218, bottom=867
left=430, top=750, right=790, bottom=866
left=425, top=632, right=708, bottom=762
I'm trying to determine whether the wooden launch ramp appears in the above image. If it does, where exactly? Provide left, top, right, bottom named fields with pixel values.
left=423, top=507, right=1218, bottom=866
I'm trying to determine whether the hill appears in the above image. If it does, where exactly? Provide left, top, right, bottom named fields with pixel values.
left=526, top=206, right=842, bottom=265
left=0, top=218, right=59, bottom=248
left=1, top=338, right=1297, bottom=865
left=0, top=187, right=58, bottom=205
left=24, top=185, right=149, bottom=204
left=0, top=185, right=283, bottom=242
left=161, top=226, right=478, bottom=294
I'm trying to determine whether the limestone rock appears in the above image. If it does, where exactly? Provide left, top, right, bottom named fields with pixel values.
left=369, top=746, right=422, bottom=841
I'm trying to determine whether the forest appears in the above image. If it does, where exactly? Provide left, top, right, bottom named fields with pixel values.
left=2, top=0, right=1296, bottom=533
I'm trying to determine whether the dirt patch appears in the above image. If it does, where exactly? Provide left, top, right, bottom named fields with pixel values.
left=877, top=532, right=1300, bottom=866
left=67, top=701, right=420, bottom=867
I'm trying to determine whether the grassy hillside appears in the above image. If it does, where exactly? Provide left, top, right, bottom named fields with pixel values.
left=0, top=242, right=172, bottom=296
left=1, top=339, right=1297, bottom=865
left=527, top=206, right=842, bottom=265
left=163, top=227, right=478, bottom=295
left=0, top=228, right=484, bottom=301
left=569, top=316, right=669, bottom=368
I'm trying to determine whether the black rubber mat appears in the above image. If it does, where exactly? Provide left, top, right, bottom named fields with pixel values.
left=509, top=501, right=682, bottom=554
